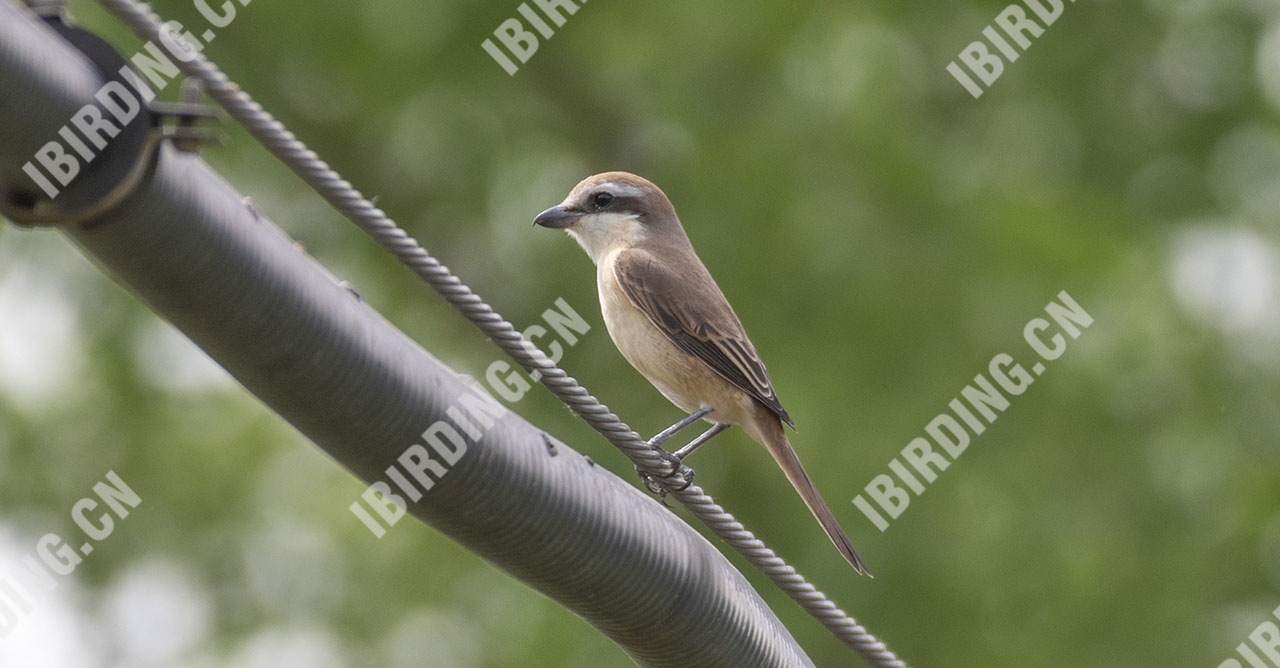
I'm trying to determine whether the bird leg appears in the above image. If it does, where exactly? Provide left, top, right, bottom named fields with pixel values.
left=646, top=406, right=712, bottom=448
left=672, top=424, right=729, bottom=461
left=637, top=408, right=720, bottom=499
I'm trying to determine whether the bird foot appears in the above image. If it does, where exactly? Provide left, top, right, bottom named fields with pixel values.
left=635, top=449, right=694, bottom=502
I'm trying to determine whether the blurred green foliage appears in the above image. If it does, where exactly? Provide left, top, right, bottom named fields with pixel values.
left=2, top=0, right=1279, bottom=666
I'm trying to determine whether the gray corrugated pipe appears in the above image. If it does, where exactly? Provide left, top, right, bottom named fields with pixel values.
left=0, top=3, right=815, bottom=666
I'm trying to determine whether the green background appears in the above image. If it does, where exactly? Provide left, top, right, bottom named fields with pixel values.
left=2, top=0, right=1278, bottom=666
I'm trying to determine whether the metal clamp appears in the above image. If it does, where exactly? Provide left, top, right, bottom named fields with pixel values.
left=1, top=15, right=222, bottom=227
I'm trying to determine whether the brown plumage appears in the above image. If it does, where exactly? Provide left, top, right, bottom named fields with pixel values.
left=534, top=172, right=870, bottom=576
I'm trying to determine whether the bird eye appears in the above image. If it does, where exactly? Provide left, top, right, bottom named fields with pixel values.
left=592, top=192, right=615, bottom=209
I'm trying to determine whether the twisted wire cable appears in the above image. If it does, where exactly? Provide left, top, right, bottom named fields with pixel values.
left=93, top=2, right=908, bottom=665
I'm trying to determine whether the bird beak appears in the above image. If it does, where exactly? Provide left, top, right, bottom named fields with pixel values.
left=533, top=205, right=583, bottom=229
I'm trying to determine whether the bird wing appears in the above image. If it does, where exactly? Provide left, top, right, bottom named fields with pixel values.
left=612, top=248, right=793, bottom=427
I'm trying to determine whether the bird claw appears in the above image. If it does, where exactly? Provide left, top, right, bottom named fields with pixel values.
left=635, top=468, right=672, bottom=506
left=634, top=449, right=694, bottom=501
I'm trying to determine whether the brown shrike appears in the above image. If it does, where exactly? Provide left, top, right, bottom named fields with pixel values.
left=534, top=172, right=869, bottom=576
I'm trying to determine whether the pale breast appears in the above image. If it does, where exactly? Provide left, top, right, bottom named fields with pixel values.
left=596, top=248, right=756, bottom=427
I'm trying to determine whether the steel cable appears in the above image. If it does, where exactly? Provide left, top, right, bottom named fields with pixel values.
left=92, top=2, right=908, bottom=665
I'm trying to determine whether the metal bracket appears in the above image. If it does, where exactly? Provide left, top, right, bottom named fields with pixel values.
left=0, top=14, right=223, bottom=227
left=25, top=0, right=68, bottom=20
left=152, top=79, right=226, bottom=153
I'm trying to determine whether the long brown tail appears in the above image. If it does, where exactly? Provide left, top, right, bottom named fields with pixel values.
left=754, top=415, right=872, bottom=576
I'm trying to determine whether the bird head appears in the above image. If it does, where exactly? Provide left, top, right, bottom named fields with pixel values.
left=534, top=172, right=680, bottom=263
